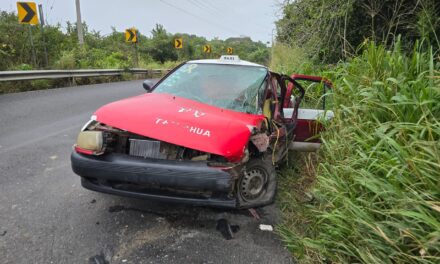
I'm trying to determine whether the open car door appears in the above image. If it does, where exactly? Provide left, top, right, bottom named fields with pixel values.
left=282, top=74, right=334, bottom=152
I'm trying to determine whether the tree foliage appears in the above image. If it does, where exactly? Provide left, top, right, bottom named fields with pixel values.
left=276, top=0, right=440, bottom=62
left=148, top=24, right=177, bottom=63
left=0, top=11, right=269, bottom=71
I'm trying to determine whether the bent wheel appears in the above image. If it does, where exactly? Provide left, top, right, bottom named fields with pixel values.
left=237, top=158, right=277, bottom=208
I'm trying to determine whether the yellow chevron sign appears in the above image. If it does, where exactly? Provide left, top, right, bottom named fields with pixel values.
left=17, top=2, right=38, bottom=25
left=227, top=47, right=233, bottom=54
left=125, top=28, right=137, bottom=43
left=174, top=38, right=183, bottom=49
left=203, top=45, right=211, bottom=53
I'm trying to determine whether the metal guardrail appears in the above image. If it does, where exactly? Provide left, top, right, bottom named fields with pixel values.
left=0, top=68, right=169, bottom=82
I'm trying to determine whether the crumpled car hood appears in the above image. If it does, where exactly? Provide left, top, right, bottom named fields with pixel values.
left=94, top=93, right=265, bottom=162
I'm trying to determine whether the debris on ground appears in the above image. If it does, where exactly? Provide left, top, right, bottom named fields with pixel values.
left=216, top=218, right=239, bottom=240
left=88, top=253, right=109, bottom=264
left=259, top=224, right=273, bottom=231
left=248, top=208, right=261, bottom=220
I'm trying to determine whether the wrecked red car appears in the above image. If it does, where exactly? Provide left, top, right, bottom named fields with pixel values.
left=71, top=55, right=333, bottom=208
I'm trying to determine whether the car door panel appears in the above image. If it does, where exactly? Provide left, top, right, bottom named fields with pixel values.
left=282, top=74, right=334, bottom=152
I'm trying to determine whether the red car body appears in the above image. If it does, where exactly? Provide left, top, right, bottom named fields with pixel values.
left=71, top=56, right=333, bottom=208
left=94, top=93, right=265, bottom=163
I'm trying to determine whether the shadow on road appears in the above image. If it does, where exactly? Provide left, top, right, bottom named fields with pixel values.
left=86, top=195, right=290, bottom=264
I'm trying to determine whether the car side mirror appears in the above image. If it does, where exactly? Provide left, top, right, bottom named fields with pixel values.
left=143, top=80, right=155, bottom=92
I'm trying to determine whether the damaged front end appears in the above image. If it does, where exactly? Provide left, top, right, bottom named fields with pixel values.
left=71, top=119, right=259, bottom=208
left=71, top=114, right=283, bottom=208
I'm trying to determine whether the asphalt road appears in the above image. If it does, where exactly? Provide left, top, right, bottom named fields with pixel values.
left=0, top=80, right=293, bottom=264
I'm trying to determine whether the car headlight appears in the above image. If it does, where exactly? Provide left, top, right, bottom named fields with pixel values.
left=75, top=131, right=104, bottom=155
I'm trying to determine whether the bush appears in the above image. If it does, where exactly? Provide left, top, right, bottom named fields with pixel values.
left=278, top=40, right=440, bottom=263
left=269, top=43, right=313, bottom=74
left=14, top=63, right=33, bottom=70
left=54, top=50, right=76, bottom=69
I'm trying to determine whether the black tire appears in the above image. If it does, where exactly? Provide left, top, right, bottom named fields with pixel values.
left=237, top=158, right=277, bottom=208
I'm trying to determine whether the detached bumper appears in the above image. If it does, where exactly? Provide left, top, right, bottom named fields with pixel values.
left=71, top=151, right=237, bottom=208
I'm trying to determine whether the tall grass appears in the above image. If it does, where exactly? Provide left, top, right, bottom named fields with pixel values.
left=277, top=40, right=440, bottom=263
left=270, top=43, right=311, bottom=74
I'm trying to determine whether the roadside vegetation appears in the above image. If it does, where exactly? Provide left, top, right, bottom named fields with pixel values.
left=274, top=0, right=440, bottom=263
left=0, top=11, right=268, bottom=71
left=0, top=11, right=268, bottom=93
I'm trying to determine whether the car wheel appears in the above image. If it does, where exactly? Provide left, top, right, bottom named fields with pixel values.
left=237, top=158, right=277, bottom=208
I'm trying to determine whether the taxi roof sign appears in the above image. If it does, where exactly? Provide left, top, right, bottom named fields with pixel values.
left=219, top=55, right=240, bottom=62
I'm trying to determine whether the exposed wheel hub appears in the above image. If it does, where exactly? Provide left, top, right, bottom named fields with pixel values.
left=240, top=168, right=267, bottom=201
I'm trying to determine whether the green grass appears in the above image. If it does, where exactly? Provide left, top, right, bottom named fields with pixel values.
left=276, top=40, right=440, bottom=263
left=270, top=43, right=310, bottom=74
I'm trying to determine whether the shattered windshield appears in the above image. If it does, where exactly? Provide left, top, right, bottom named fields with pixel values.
left=153, top=63, right=268, bottom=114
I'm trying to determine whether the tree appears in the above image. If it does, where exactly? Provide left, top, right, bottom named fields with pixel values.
left=148, top=24, right=177, bottom=63
left=276, top=0, right=440, bottom=63
left=0, top=12, right=269, bottom=70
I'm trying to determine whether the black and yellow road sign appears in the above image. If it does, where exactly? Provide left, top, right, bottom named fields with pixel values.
left=203, top=45, right=211, bottom=53
left=17, top=2, right=38, bottom=25
left=227, top=47, right=233, bottom=54
left=174, top=38, right=183, bottom=49
left=125, top=28, right=137, bottom=43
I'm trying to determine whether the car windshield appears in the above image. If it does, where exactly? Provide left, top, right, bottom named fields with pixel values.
left=153, top=63, right=268, bottom=114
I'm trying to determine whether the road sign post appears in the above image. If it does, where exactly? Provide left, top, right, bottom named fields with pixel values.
left=27, top=25, right=37, bottom=67
left=38, top=4, right=48, bottom=67
left=125, top=28, right=138, bottom=67
left=17, top=2, right=39, bottom=67
left=134, top=42, right=139, bottom=68
left=227, top=47, right=233, bottom=55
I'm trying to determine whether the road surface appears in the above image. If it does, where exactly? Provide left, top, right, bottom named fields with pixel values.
left=0, top=80, right=293, bottom=264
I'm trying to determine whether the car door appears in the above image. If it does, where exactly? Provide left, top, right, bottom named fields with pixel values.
left=282, top=74, right=334, bottom=152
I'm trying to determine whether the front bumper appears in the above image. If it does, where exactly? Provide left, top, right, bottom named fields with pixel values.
left=71, top=151, right=237, bottom=208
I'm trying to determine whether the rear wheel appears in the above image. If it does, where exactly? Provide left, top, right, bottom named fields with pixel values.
left=237, top=158, right=276, bottom=208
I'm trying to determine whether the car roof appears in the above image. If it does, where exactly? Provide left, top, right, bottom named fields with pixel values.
left=187, top=56, right=266, bottom=68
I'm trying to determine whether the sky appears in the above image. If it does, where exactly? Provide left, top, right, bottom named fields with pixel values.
left=3, top=0, right=282, bottom=43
